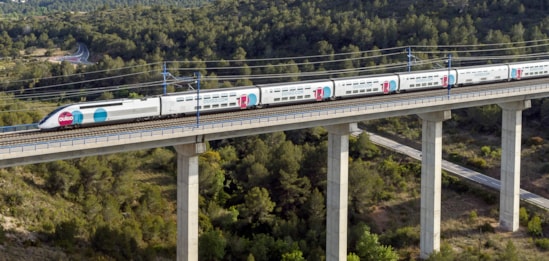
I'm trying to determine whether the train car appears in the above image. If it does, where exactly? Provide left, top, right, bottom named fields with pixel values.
left=508, top=60, right=549, bottom=80
left=38, top=97, right=161, bottom=130
left=159, top=86, right=261, bottom=116
left=257, top=79, right=334, bottom=107
left=454, top=64, right=509, bottom=86
left=397, top=68, right=457, bottom=92
left=332, top=74, right=399, bottom=98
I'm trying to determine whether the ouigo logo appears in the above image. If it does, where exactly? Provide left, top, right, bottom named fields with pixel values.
left=58, top=111, right=74, bottom=126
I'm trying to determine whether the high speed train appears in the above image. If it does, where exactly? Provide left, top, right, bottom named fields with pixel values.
left=37, top=60, right=549, bottom=130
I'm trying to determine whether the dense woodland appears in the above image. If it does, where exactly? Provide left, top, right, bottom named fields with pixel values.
left=1, top=0, right=549, bottom=260
left=0, top=0, right=211, bottom=16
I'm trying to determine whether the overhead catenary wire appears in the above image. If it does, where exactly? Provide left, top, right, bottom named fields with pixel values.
left=2, top=40, right=549, bottom=112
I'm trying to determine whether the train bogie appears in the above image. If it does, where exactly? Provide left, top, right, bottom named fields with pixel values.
left=455, top=64, right=509, bottom=86
left=397, top=69, right=457, bottom=92
left=38, top=97, right=161, bottom=130
left=332, top=74, right=399, bottom=98
left=508, top=60, right=549, bottom=80
left=258, top=80, right=334, bottom=106
left=160, top=86, right=261, bottom=116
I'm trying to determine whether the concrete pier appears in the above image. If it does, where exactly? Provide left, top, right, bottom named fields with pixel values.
left=174, top=143, right=206, bottom=261
left=325, top=123, right=358, bottom=261
left=418, top=110, right=451, bottom=259
left=498, top=100, right=530, bottom=231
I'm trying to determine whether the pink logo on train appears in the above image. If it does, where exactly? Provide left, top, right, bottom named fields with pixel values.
left=58, top=111, right=74, bottom=126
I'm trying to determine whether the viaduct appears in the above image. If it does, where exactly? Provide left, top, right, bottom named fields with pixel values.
left=1, top=81, right=549, bottom=260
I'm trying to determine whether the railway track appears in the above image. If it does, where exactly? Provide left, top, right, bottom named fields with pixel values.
left=1, top=78, right=548, bottom=147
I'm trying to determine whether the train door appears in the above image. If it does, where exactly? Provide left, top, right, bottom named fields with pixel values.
left=441, top=75, right=449, bottom=87
left=239, top=94, right=248, bottom=109
left=382, top=81, right=390, bottom=94
left=315, top=87, right=324, bottom=101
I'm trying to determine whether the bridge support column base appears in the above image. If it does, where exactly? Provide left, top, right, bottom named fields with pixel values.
left=418, top=111, right=450, bottom=259
left=174, top=143, right=206, bottom=261
left=498, top=101, right=530, bottom=232
left=325, top=123, right=358, bottom=261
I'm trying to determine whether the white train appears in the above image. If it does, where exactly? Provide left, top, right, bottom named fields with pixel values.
left=37, top=60, right=549, bottom=130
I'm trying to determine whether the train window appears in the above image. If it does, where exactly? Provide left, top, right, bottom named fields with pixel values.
left=194, top=106, right=201, bottom=109
left=290, top=88, right=296, bottom=91
left=186, top=97, right=193, bottom=101
left=274, top=89, right=281, bottom=92
left=212, top=104, right=219, bottom=108
left=221, top=94, right=228, bottom=98
left=204, top=96, right=211, bottom=100
left=360, top=89, right=365, bottom=93
left=230, top=92, right=236, bottom=97
left=290, top=96, right=296, bottom=100
left=346, top=91, right=352, bottom=94
left=230, top=102, right=236, bottom=106
left=367, top=89, right=371, bottom=92
left=353, top=82, right=358, bottom=85
left=282, top=97, right=288, bottom=101
left=305, top=95, right=311, bottom=98
left=373, top=88, right=379, bottom=91
left=297, top=96, right=303, bottom=99
left=195, top=97, right=202, bottom=100
left=80, top=102, right=123, bottom=109
left=297, top=88, right=303, bottom=91
left=282, top=88, right=288, bottom=92
left=221, top=104, right=227, bottom=107
left=422, top=83, right=427, bottom=87
left=204, top=105, right=210, bottom=109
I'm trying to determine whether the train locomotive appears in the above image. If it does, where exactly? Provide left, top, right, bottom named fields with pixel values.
left=37, top=60, right=549, bottom=130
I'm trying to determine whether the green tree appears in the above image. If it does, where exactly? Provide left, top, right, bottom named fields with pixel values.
left=199, top=229, right=227, bottom=261
left=200, top=150, right=226, bottom=201
left=528, top=216, right=543, bottom=237
left=350, top=132, right=380, bottom=160
left=239, top=187, right=275, bottom=226
left=355, top=225, right=398, bottom=261
left=281, top=250, right=305, bottom=261
left=348, top=252, right=360, bottom=261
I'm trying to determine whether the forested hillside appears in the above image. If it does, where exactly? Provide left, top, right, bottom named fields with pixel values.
left=1, top=0, right=549, bottom=260
left=0, top=0, right=211, bottom=16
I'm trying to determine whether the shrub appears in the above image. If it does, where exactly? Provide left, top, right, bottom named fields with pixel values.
left=469, top=210, right=478, bottom=221
left=468, top=157, right=487, bottom=169
left=379, top=226, right=419, bottom=248
left=534, top=238, right=549, bottom=251
left=478, top=222, right=495, bottom=233
left=528, top=216, right=543, bottom=237
left=92, top=225, right=140, bottom=261
left=54, top=220, right=78, bottom=249
left=519, top=207, right=529, bottom=226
